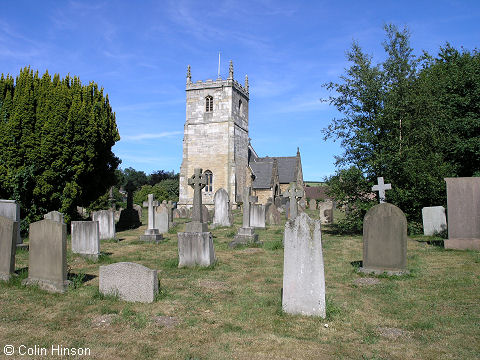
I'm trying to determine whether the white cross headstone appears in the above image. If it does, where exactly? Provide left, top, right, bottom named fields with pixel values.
left=372, top=177, right=391, bottom=204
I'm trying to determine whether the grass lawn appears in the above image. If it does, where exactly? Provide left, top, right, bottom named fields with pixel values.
left=0, top=209, right=479, bottom=359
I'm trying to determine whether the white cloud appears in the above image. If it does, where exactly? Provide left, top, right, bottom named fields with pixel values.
left=121, top=131, right=182, bottom=141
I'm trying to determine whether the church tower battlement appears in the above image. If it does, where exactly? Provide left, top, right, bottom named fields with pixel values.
left=179, top=61, right=250, bottom=208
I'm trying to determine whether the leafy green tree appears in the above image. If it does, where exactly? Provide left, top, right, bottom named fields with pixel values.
left=133, top=178, right=179, bottom=205
left=0, top=67, right=120, bottom=232
left=323, top=24, right=477, bottom=231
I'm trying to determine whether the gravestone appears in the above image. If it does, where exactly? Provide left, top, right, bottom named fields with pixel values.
left=250, top=204, right=266, bottom=228
left=23, top=219, right=68, bottom=293
left=0, top=216, right=18, bottom=281
left=309, top=199, right=317, bottom=210
left=173, top=209, right=181, bottom=219
left=372, top=177, right=392, bottom=203
left=231, top=187, right=259, bottom=247
left=71, top=221, right=100, bottom=259
left=140, top=194, right=163, bottom=242
left=179, top=207, right=188, bottom=218
left=117, top=181, right=141, bottom=230
left=283, top=183, right=304, bottom=220
left=178, top=168, right=216, bottom=267
left=360, top=203, right=408, bottom=275
left=155, top=204, right=169, bottom=234
left=282, top=213, right=325, bottom=317
left=298, top=198, right=306, bottom=213
left=274, top=196, right=282, bottom=208
left=265, top=202, right=282, bottom=225
left=44, top=210, right=64, bottom=223
left=319, top=201, right=334, bottom=225
left=213, top=188, right=233, bottom=227
left=99, top=262, right=158, bottom=303
left=92, top=210, right=116, bottom=240
left=133, top=204, right=142, bottom=219
left=0, top=199, right=21, bottom=244
left=422, top=206, right=447, bottom=236
left=444, top=177, right=480, bottom=250
left=166, top=201, right=175, bottom=227
left=202, top=204, right=210, bottom=223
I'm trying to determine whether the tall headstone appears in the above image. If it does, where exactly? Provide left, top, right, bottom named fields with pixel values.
left=178, top=168, right=216, bottom=267
left=166, top=201, right=175, bottom=227
left=422, top=206, right=447, bottom=236
left=155, top=204, right=169, bottom=234
left=319, top=201, right=334, bottom=225
left=283, top=182, right=304, bottom=220
left=0, top=199, right=21, bottom=244
left=99, top=262, right=158, bottom=303
left=117, top=181, right=141, bottom=230
left=360, top=203, right=408, bottom=275
left=23, top=219, right=68, bottom=293
left=213, top=188, right=233, bottom=227
left=140, top=194, right=163, bottom=242
left=282, top=213, right=325, bottom=317
left=231, top=187, right=259, bottom=246
left=250, top=204, right=266, bottom=228
left=202, top=204, right=210, bottom=223
left=44, top=210, right=64, bottom=223
left=444, top=177, right=480, bottom=250
left=0, top=216, right=18, bottom=281
left=308, top=199, right=317, bottom=210
left=71, top=221, right=101, bottom=259
left=372, top=177, right=392, bottom=203
left=92, top=210, right=116, bottom=240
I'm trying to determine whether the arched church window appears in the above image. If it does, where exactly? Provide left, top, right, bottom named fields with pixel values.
left=205, top=95, right=213, bottom=112
left=204, top=170, right=213, bottom=193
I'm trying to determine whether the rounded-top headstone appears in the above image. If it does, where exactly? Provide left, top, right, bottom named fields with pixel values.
left=362, top=203, right=407, bottom=274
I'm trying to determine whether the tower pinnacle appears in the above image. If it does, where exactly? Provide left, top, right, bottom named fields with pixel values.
left=186, top=65, right=192, bottom=84
left=228, top=60, right=233, bottom=80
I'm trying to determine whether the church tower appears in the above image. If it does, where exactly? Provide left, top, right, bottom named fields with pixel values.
left=178, top=61, right=250, bottom=208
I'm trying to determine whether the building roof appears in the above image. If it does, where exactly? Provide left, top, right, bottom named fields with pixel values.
left=250, top=161, right=273, bottom=189
left=256, top=156, right=297, bottom=184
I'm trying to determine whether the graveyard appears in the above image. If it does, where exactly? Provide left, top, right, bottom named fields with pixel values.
left=0, top=203, right=478, bottom=360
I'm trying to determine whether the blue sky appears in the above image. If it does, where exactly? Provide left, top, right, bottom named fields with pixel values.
left=1, top=1, right=479, bottom=180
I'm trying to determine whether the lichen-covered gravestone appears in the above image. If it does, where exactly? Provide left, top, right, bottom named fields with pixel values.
left=44, top=210, right=64, bottom=223
left=23, top=219, right=68, bottom=293
left=265, top=202, right=281, bottom=225
left=360, top=203, right=408, bottom=275
left=422, top=206, right=447, bottom=236
left=92, top=210, right=116, bottom=240
left=309, top=199, right=317, bottom=210
left=71, top=221, right=100, bottom=259
left=99, top=262, right=158, bottom=303
left=212, top=188, right=233, bottom=227
left=0, top=199, right=21, bottom=244
left=0, top=215, right=18, bottom=281
left=282, top=212, right=325, bottom=317
left=319, top=201, right=334, bottom=225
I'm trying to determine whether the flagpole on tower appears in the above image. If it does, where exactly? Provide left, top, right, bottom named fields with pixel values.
left=217, top=52, right=221, bottom=79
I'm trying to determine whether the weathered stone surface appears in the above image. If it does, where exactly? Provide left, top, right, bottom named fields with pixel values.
left=372, top=177, right=392, bottom=203
left=71, top=221, right=100, bottom=259
left=133, top=204, right=142, bottom=219
left=0, top=216, right=18, bottom=281
left=250, top=204, right=265, bottom=228
left=155, top=205, right=169, bottom=234
left=23, top=219, right=68, bottom=293
left=213, top=188, right=233, bottom=227
left=319, top=201, right=334, bottom=225
left=308, top=199, right=317, bottom=210
left=232, top=187, right=259, bottom=246
left=0, top=199, right=21, bottom=244
left=92, top=210, right=116, bottom=240
left=422, top=206, right=447, bottom=236
left=178, top=232, right=216, bottom=267
left=202, top=204, right=210, bottom=223
left=99, top=262, right=158, bottom=303
left=283, top=183, right=304, bottom=220
left=282, top=213, right=325, bottom=317
left=265, top=202, right=282, bottom=225
left=173, top=209, right=181, bottom=219
left=44, top=210, right=64, bottom=223
left=444, top=177, right=480, bottom=250
left=179, top=207, right=188, bottom=218
left=140, top=194, right=163, bottom=242
left=360, top=203, right=408, bottom=275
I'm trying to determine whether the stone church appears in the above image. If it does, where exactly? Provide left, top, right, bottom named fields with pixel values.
left=178, top=61, right=303, bottom=209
